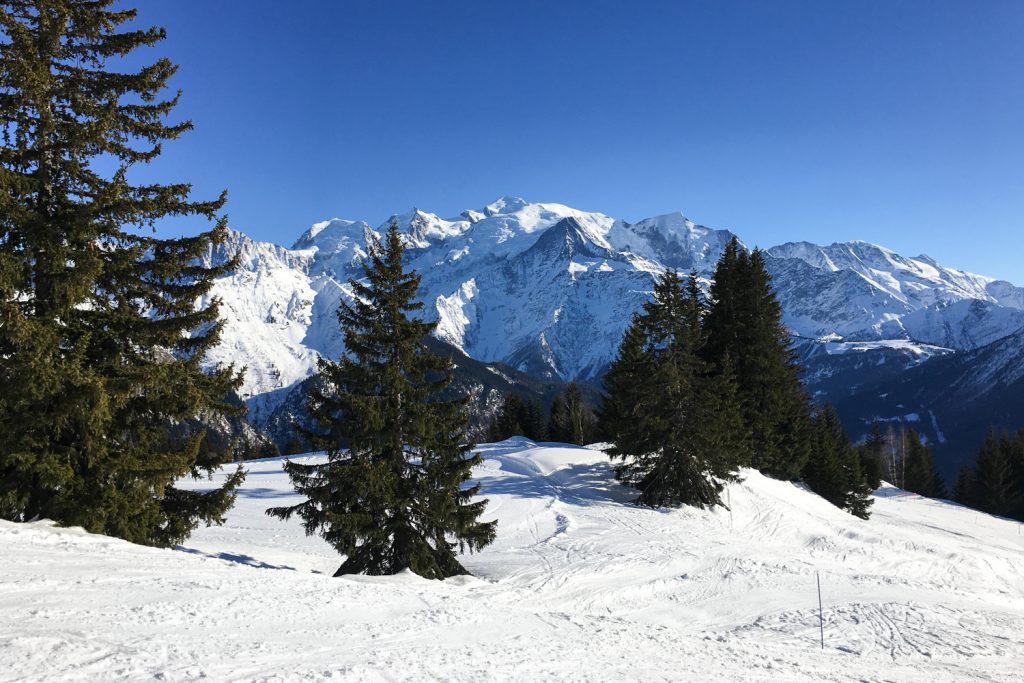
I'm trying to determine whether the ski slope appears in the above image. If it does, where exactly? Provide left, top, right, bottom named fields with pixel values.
left=3, top=440, right=1024, bottom=681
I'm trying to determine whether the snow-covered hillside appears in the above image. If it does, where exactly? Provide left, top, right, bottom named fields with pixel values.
left=199, top=198, right=1024, bottom=423
left=766, top=240, right=1024, bottom=346
left=4, top=442, right=1023, bottom=681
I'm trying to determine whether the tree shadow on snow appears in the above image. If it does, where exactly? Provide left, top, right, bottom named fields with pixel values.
left=177, top=546, right=298, bottom=572
left=480, top=458, right=638, bottom=508
left=235, top=487, right=296, bottom=500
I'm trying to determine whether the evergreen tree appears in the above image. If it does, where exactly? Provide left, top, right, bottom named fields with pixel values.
left=520, top=398, right=547, bottom=441
left=597, top=315, right=652, bottom=461
left=0, top=0, right=243, bottom=545
left=901, top=429, right=947, bottom=498
left=952, top=463, right=978, bottom=509
left=973, top=431, right=1020, bottom=518
left=700, top=351, right=750, bottom=476
left=856, top=422, right=886, bottom=490
left=604, top=270, right=740, bottom=508
left=548, top=393, right=571, bottom=443
left=490, top=392, right=524, bottom=441
left=802, top=404, right=872, bottom=519
left=704, top=239, right=810, bottom=479
left=562, top=381, right=592, bottom=445
left=1009, top=430, right=1024, bottom=520
left=267, top=224, right=496, bottom=579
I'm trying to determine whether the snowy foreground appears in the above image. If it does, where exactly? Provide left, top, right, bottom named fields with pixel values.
left=3, top=441, right=1024, bottom=681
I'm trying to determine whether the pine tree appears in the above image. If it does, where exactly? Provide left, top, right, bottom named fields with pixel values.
left=521, top=398, right=547, bottom=441
left=856, top=422, right=886, bottom=490
left=548, top=393, right=571, bottom=443
left=803, top=404, right=872, bottom=518
left=597, top=315, right=653, bottom=473
left=1009, top=430, right=1024, bottom=520
left=0, top=0, right=243, bottom=545
left=704, top=239, right=810, bottom=480
left=702, top=351, right=751, bottom=473
left=973, top=431, right=1020, bottom=518
left=953, top=464, right=978, bottom=509
left=604, top=270, right=739, bottom=508
left=901, top=429, right=947, bottom=498
left=490, top=392, right=524, bottom=441
left=267, top=224, right=496, bottom=579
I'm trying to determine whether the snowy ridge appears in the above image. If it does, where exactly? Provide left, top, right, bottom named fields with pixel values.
left=766, top=240, right=1024, bottom=346
left=202, top=198, right=1024, bottom=419
left=4, top=442, right=1023, bottom=681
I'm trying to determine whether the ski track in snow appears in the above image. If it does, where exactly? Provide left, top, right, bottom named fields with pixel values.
left=3, top=439, right=1024, bottom=681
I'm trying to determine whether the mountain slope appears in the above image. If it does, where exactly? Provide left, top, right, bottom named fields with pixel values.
left=765, top=241, right=1024, bottom=346
left=261, top=336, right=596, bottom=450
left=200, top=198, right=1024, bottom=467
left=4, top=443, right=1023, bottom=681
left=832, top=326, right=1024, bottom=480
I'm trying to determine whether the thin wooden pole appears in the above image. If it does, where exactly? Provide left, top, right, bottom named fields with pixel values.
left=817, top=571, right=824, bottom=650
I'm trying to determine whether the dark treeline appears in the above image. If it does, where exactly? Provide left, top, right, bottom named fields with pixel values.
left=489, top=381, right=598, bottom=445
left=856, top=423, right=946, bottom=498
left=953, top=429, right=1024, bottom=522
left=599, top=239, right=873, bottom=518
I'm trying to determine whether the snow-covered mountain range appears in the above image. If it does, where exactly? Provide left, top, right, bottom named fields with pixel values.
left=199, top=196, right=1024, bottom=432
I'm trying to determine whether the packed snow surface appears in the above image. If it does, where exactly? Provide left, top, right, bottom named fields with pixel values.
left=3, top=441, right=1024, bottom=681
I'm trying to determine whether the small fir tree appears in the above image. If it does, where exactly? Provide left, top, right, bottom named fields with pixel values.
left=803, top=404, right=872, bottom=519
left=267, top=224, right=496, bottom=579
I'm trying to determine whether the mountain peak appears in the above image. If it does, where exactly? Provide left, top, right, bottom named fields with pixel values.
left=483, top=196, right=529, bottom=216
left=291, top=218, right=366, bottom=252
left=525, top=216, right=614, bottom=261
left=606, top=213, right=736, bottom=274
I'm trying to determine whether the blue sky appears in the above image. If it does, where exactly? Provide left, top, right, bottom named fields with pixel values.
left=131, top=0, right=1023, bottom=283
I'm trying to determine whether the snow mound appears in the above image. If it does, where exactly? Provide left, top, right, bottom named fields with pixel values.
left=3, top=444, right=1024, bottom=681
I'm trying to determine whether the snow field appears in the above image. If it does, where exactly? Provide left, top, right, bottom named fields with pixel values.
left=3, top=439, right=1024, bottom=681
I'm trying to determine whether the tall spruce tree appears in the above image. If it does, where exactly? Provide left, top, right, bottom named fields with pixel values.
left=901, top=429, right=947, bottom=498
left=521, top=397, right=547, bottom=441
left=704, top=238, right=811, bottom=480
left=603, top=270, right=741, bottom=508
left=972, top=431, right=1021, bottom=518
left=0, top=0, right=243, bottom=545
left=267, top=224, right=496, bottom=579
